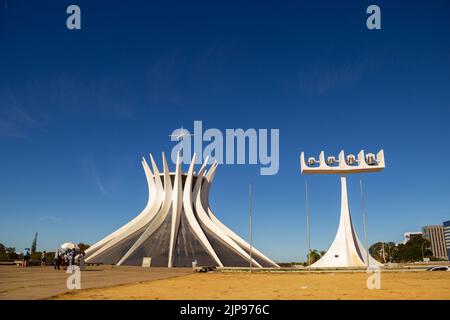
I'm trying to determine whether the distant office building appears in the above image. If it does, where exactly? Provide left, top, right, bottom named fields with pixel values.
left=422, top=225, right=448, bottom=260
left=443, top=221, right=450, bottom=260
left=403, top=232, right=422, bottom=244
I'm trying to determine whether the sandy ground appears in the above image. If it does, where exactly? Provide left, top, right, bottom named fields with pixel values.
left=0, top=265, right=192, bottom=300
left=54, top=271, right=450, bottom=300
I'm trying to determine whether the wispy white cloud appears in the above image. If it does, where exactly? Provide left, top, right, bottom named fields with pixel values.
left=93, top=173, right=110, bottom=196
left=0, top=118, right=26, bottom=138
left=85, top=159, right=110, bottom=196
left=145, top=42, right=239, bottom=108
left=0, top=88, right=45, bottom=138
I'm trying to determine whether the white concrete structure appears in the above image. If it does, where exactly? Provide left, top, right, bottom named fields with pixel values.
left=60, top=242, right=79, bottom=251
left=300, top=150, right=385, bottom=268
left=85, top=152, right=278, bottom=268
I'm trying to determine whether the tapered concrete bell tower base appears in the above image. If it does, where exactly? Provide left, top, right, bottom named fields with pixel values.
left=311, top=176, right=381, bottom=268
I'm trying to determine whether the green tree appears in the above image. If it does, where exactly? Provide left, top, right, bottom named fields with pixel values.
left=0, top=244, right=19, bottom=260
left=369, top=242, right=398, bottom=263
left=369, top=242, right=384, bottom=262
left=6, top=247, right=18, bottom=260
left=370, top=236, right=431, bottom=263
left=0, top=243, right=6, bottom=260
left=397, top=235, right=431, bottom=262
left=307, top=249, right=321, bottom=265
left=77, top=243, right=90, bottom=252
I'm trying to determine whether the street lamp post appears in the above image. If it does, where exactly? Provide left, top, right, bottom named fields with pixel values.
left=387, top=244, right=392, bottom=263
left=360, top=178, right=370, bottom=268
left=421, top=241, right=428, bottom=262
left=249, top=182, right=253, bottom=272
left=305, top=180, right=311, bottom=272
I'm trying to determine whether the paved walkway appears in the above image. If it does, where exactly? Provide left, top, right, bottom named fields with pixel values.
left=0, top=265, right=192, bottom=300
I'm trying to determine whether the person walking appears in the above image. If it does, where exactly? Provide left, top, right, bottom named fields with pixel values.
left=41, top=251, right=47, bottom=267
left=63, top=252, right=68, bottom=268
left=22, top=248, right=30, bottom=267
left=70, top=248, right=76, bottom=266
left=53, top=249, right=61, bottom=270
left=79, top=251, right=86, bottom=271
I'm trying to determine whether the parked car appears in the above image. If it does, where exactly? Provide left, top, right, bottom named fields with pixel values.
left=426, top=266, right=450, bottom=271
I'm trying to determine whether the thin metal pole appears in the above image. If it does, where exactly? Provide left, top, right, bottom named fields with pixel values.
left=387, top=244, right=391, bottom=263
left=360, top=178, right=370, bottom=268
left=305, top=180, right=311, bottom=272
left=249, top=182, right=253, bottom=272
left=421, top=242, right=425, bottom=262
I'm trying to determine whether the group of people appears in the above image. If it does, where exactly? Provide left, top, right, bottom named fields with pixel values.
left=21, top=248, right=47, bottom=267
left=20, top=247, right=86, bottom=270
left=53, top=248, right=86, bottom=270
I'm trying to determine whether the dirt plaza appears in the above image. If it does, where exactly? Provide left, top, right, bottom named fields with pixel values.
left=0, top=265, right=191, bottom=300
left=1, top=264, right=450, bottom=300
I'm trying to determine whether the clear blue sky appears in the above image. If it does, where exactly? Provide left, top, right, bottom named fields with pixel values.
left=1, top=0, right=449, bottom=262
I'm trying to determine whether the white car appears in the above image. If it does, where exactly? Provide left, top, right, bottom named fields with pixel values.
left=426, top=266, right=450, bottom=271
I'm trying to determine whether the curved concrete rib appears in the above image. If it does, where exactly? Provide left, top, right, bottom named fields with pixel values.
left=183, top=154, right=223, bottom=267
left=86, top=157, right=162, bottom=260
left=168, top=152, right=183, bottom=267
left=88, top=152, right=278, bottom=268
left=204, top=162, right=279, bottom=268
left=117, top=152, right=173, bottom=265
left=193, top=159, right=262, bottom=267
left=87, top=156, right=164, bottom=262
left=85, top=159, right=155, bottom=256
